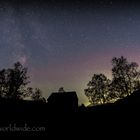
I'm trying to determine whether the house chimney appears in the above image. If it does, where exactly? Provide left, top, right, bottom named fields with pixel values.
left=58, top=87, right=65, bottom=93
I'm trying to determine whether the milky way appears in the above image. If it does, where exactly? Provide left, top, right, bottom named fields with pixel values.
left=0, top=0, right=140, bottom=105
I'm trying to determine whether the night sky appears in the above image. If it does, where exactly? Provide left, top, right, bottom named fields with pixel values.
left=0, top=0, right=140, bottom=105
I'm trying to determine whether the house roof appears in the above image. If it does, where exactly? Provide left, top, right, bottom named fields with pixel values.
left=47, top=91, right=78, bottom=102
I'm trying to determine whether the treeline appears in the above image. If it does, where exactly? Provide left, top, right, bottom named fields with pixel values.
left=85, top=56, right=140, bottom=105
left=0, top=56, right=140, bottom=106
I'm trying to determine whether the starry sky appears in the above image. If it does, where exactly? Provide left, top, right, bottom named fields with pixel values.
left=0, top=0, right=140, bottom=105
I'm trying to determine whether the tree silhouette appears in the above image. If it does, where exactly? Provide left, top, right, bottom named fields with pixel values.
left=5, top=62, right=29, bottom=99
left=0, top=69, right=6, bottom=97
left=111, top=56, right=140, bottom=98
left=31, top=88, right=44, bottom=101
left=0, top=62, right=44, bottom=100
left=85, top=74, right=110, bottom=105
left=85, top=56, right=140, bottom=105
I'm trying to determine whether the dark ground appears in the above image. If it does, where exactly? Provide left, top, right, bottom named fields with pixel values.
left=0, top=98, right=139, bottom=138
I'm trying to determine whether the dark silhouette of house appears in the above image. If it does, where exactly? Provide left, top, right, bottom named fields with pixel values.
left=47, top=90, right=78, bottom=112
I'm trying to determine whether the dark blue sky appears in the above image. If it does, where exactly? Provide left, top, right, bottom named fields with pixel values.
left=0, top=0, right=140, bottom=105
